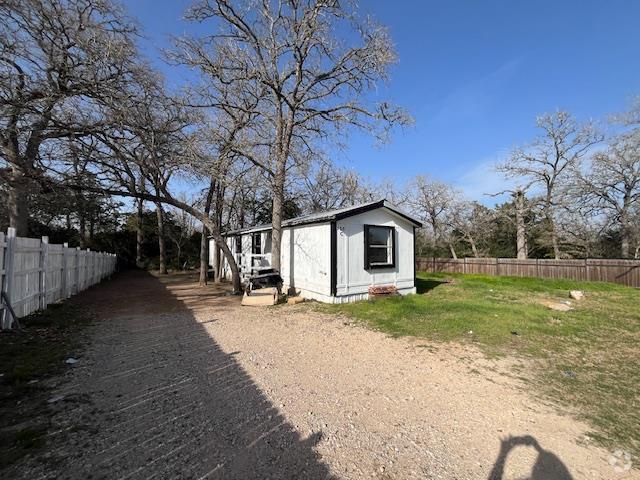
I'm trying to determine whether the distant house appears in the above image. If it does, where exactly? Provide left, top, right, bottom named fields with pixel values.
left=210, top=199, right=423, bottom=303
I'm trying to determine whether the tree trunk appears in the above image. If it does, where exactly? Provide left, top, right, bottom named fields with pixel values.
left=79, top=213, right=87, bottom=249
left=136, top=198, right=144, bottom=268
left=449, top=242, right=458, bottom=259
left=620, top=199, right=631, bottom=258
left=199, top=179, right=216, bottom=286
left=89, top=217, right=95, bottom=243
left=155, top=202, right=167, bottom=274
left=429, top=215, right=438, bottom=249
left=214, top=184, right=225, bottom=283
left=514, top=190, right=528, bottom=260
left=270, top=161, right=286, bottom=272
left=543, top=189, right=561, bottom=259
left=215, top=245, right=224, bottom=282
left=199, top=227, right=209, bottom=285
left=550, top=224, right=561, bottom=260
left=205, top=225, right=241, bottom=293
left=469, top=237, right=479, bottom=258
left=621, top=231, right=630, bottom=259
left=7, top=170, right=29, bottom=237
left=211, top=244, right=224, bottom=283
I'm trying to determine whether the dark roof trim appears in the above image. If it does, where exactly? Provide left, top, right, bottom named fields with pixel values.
left=218, top=199, right=423, bottom=237
left=333, top=200, right=423, bottom=227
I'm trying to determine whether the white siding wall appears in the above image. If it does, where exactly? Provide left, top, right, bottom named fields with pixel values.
left=281, top=223, right=331, bottom=299
left=214, top=230, right=272, bottom=280
left=336, top=209, right=415, bottom=300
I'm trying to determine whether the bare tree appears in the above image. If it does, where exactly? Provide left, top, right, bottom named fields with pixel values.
left=447, top=201, right=495, bottom=258
left=175, top=0, right=411, bottom=272
left=498, top=111, right=602, bottom=258
left=0, top=0, right=137, bottom=235
left=299, top=161, right=375, bottom=212
left=407, top=175, right=457, bottom=254
left=575, top=135, right=640, bottom=257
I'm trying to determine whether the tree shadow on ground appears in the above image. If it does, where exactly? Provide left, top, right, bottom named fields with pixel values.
left=487, top=435, right=573, bottom=480
left=25, top=270, right=335, bottom=480
left=415, top=277, right=448, bottom=294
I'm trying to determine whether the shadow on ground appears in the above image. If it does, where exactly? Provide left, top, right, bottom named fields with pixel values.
left=487, top=435, right=573, bottom=480
left=22, top=270, right=335, bottom=480
left=415, top=277, right=448, bottom=294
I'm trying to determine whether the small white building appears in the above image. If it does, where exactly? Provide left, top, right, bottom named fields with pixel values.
left=210, top=199, right=423, bottom=303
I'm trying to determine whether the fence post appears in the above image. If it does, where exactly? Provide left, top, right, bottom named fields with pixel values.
left=585, top=258, right=590, bottom=282
left=4, top=227, right=17, bottom=328
left=87, top=249, right=91, bottom=286
left=2, top=228, right=17, bottom=328
left=536, top=258, right=540, bottom=277
left=496, top=257, right=500, bottom=276
left=40, top=236, right=49, bottom=309
left=75, top=247, right=80, bottom=294
left=61, top=243, right=68, bottom=299
left=0, top=232, right=4, bottom=328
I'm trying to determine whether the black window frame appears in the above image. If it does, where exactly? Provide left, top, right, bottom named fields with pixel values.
left=235, top=235, right=242, bottom=254
left=251, top=232, right=262, bottom=255
left=364, top=224, right=396, bottom=269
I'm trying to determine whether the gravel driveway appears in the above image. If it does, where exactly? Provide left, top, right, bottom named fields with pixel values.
left=13, top=271, right=636, bottom=479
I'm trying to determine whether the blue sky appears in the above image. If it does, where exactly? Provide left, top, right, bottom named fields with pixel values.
left=124, top=0, right=640, bottom=202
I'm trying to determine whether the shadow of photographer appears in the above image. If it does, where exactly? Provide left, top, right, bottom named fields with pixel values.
left=488, top=435, right=573, bottom=480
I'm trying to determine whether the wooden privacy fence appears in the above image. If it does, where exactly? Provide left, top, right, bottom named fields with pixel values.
left=417, top=257, right=640, bottom=288
left=0, top=228, right=117, bottom=329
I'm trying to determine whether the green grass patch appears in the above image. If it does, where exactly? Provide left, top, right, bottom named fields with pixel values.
left=0, top=302, right=93, bottom=470
left=317, top=272, right=640, bottom=457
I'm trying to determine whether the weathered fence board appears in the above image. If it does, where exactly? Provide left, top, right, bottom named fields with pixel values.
left=417, top=257, right=640, bottom=288
left=0, top=229, right=117, bottom=329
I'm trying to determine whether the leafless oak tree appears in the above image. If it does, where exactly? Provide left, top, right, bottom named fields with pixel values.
left=498, top=111, right=602, bottom=259
left=447, top=201, right=495, bottom=258
left=174, top=0, right=411, bottom=271
left=407, top=175, right=459, bottom=257
left=575, top=133, right=640, bottom=257
left=0, top=0, right=137, bottom=235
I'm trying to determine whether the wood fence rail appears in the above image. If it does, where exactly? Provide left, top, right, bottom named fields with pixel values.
left=0, top=228, right=117, bottom=329
left=416, top=257, right=640, bottom=288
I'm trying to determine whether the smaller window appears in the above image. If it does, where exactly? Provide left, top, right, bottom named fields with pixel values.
left=251, top=233, right=262, bottom=255
left=235, top=236, right=242, bottom=254
left=364, top=225, right=395, bottom=269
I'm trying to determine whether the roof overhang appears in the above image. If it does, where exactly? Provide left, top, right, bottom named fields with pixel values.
left=215, top=199, right=423, bottom=238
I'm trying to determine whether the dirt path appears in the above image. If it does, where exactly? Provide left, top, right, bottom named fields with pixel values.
left=13, top=271, right=637, bottom=479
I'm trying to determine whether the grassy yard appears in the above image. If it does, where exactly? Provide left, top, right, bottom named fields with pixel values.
left=319, top=272, right=640, bottom=458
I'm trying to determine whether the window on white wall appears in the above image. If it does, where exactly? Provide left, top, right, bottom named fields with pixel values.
left=364, top=225, right=395, bottom=269
left=251, top=233, right=262, bottom=255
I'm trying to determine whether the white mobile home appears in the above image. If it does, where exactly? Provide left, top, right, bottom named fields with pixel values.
left=210, top=199, right=423, bottom=303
